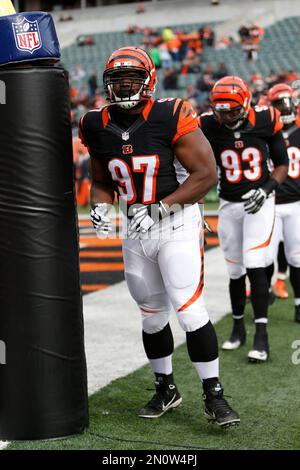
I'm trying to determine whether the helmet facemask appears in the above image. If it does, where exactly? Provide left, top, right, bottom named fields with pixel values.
left=213, top=103, right=248, bottom=130
left=272, top=96, right=296, bottom=126
left=103, top=67, right=151, bottom=110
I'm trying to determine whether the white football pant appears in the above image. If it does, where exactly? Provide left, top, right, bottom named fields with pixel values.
left=268, top=201, right=300, bottom=268
left=122, top=204, right=210, bottom=334
left=218, top=195, right=275, bottom=279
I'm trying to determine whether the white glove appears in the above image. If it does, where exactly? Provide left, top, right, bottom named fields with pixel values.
left=90, top=203, right=113, bottom=236
left=127, top=205, right=156, bottom=240
left=241, top=188, right=268, bottom=214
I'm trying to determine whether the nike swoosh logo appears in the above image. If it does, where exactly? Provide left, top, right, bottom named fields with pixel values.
left=162, top=394, right=176, bottom=411
left=172, top=224, right=184, bottom=231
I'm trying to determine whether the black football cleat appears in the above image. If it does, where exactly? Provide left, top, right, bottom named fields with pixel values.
left=248, top=332, right=269, bottom=362
left=222, top=324, right=246, bottom=351
left=203, top=383, right=240, bottom=428
left=295, top=306, right=300, bottom=323
left=138, top=379, right=182, bottom=418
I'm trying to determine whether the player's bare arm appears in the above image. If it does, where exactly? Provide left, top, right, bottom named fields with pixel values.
left=89, top=156, right=115, bottom=235
left=90, top=156, right=115, bottom=206
left=162, top=128, right=217, bottom=208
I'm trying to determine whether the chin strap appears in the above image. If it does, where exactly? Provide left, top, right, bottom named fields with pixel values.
left=110, top=83, right=144, bottom=109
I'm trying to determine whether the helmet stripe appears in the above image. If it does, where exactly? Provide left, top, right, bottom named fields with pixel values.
left=214, top=82, right=245, bottom=90
left=116, top=47, right=153, bottom=68
left=108, top=54, right=146, bottom=66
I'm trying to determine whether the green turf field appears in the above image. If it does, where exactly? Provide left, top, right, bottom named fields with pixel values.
left=7, top=284, right=300, bottom=451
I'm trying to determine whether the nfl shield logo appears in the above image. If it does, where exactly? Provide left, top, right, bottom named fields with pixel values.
left=122, top=132, right=130, bottom=141
left=12, top=17, right=42, bottom=54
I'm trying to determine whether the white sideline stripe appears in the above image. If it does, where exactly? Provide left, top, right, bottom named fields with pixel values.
left=0, top=246, right=229, bottom=449
left=83, top=246, right=230, bottom=395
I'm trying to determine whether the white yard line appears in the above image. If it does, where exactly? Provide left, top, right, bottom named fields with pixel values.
left=0, top=246, right=230, bottom=448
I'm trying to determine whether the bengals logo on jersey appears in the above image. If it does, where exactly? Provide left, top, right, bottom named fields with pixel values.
left=235, top=140, right=244, bottom=149
left=122, top=145, right=133, bottom=155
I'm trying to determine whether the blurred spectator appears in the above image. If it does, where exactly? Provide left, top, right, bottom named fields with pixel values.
left=243, top=42, right=258, bottom=62
left=213, top=63, right=228, bottom=80
left=203, top=26, right=215, bottom=47
left=186, top=31, right=203, bottom=57
left=196, top=63, right=214, bottom=92
left=238, top=24, right=250, bottom=42
left=277, top=68, right=288, bottom=83
left=77, top=86, right=89, bottom=107
left=215, top=35, right=234, bottom=49
left=162, top=27, right=174, bottom=43
left=250, top=71, right=265, bottom=91
left=181, top=49, right=201, bottom=74
left=265, top=69, right=278, bottom=87
left=167, top=35, right=182, bottom=62
left=239, top=22, right=264, bottom=62
left=149, top=46, right=161, bottom=69
left=186, top=84, right=207, bottom=107
left=136, top=2, right=145, bottom=14
left=59, top=14, right=73, bottom=22
left=163, top=68, right=178, bottom=90
left=71, top=64, right=86, bottom=82
left=73, top=137, right=90, bottom=208
left=159, top=43, right=173, bottom=69
left=76, top=35, right=95, bottom=47
left=250, top=72, right=266, bottom=102
left=286, top=70, right=300, bottom=84
left=94, top=92, right=106, bottom=109
left=126, top=24, right=140, bottom=34
left=88, top=70, right=98, bottom=101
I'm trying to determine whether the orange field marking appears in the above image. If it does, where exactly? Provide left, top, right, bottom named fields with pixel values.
left=80, top=250, right=123, bottom=258
left=81, top=284, right=109, bottom=291
left=205, top=216, right=218, bottom=232
left=80, top=262, right=124, bottom=272
left=80, top=237, right=122, bottom=247
left=205, top=236, right=219, bottom=246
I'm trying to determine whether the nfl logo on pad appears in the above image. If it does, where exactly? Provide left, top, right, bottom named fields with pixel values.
left=12, top=17, right=42, bottom=54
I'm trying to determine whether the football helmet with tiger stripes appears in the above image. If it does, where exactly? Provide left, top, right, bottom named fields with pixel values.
left=267, top=83, right=296, bottom=126
left=210, top=76, right=252, bottom=130
left=103, top=46, right=157, bottom=109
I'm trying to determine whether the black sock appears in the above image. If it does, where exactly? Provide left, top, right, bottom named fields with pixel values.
left=186, top=321, right=218, bottom=363
left=255, top=322, right=267, bottom=336
left=265, top=263, right=274, bottom=289
left=278, top=241, right=288, bottom=273
left=247, top=267, right=269, bottom=321
left=155, top=372, right=174, bottom=386
left=290, top=265, right=300, bottom=298
left=142, top=323, right=174, bottom=359
left=229, top=275, right=246, bottom=320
